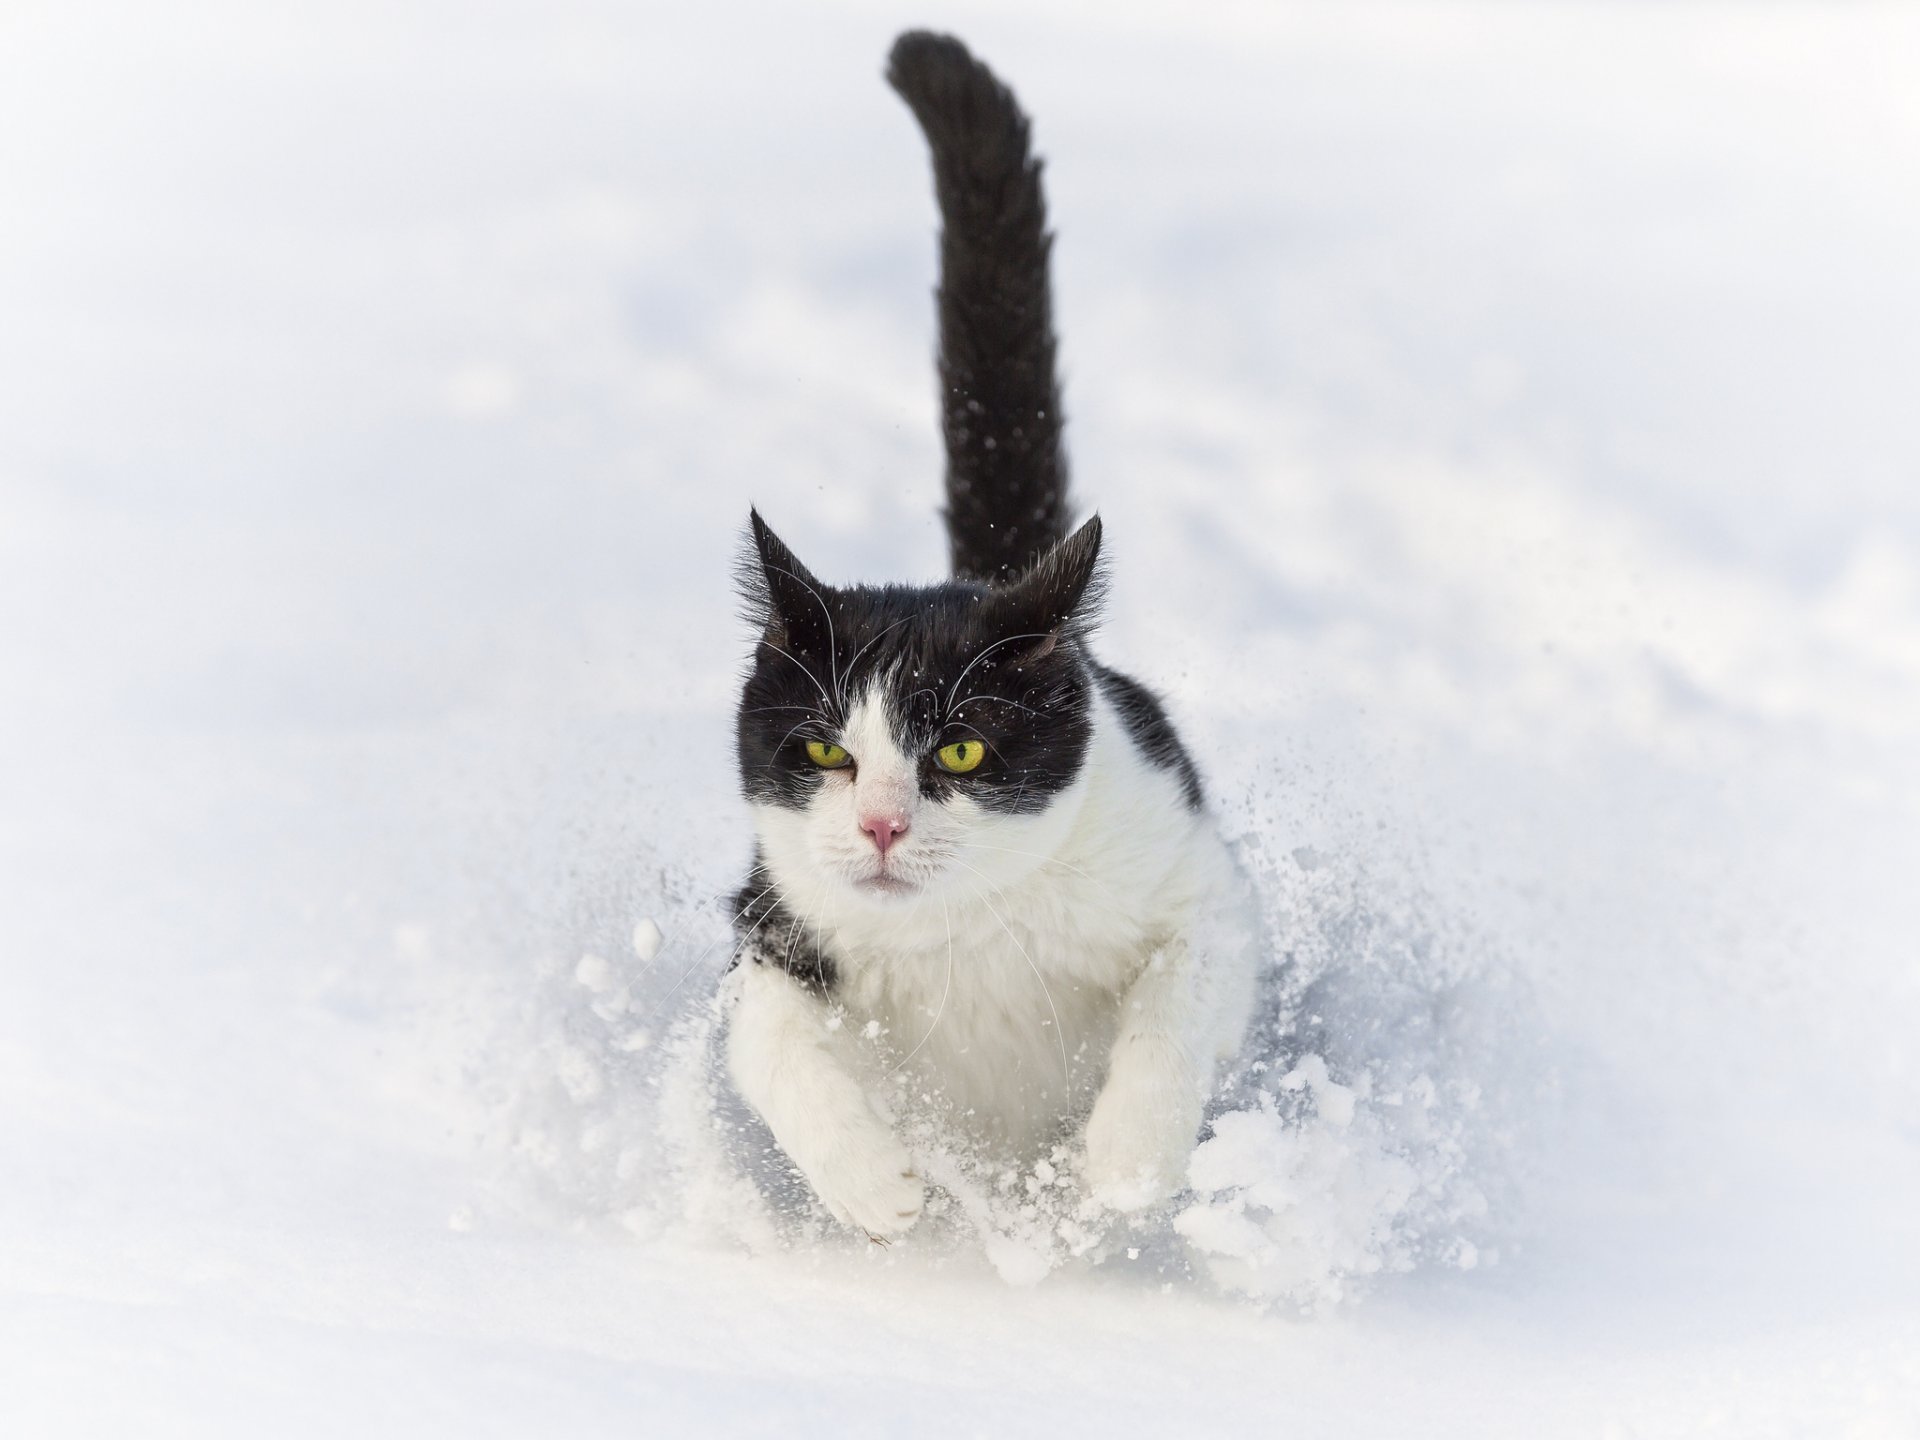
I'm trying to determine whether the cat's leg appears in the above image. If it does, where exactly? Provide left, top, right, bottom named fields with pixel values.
left=727, top=961, right=924, bottom=1237
left=1084, top=938, right=1209, bottom=1210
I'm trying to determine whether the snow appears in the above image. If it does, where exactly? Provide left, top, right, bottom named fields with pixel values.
left=631, top=918, right=663, bottom=963
left=4, top=0, right=1920, bottom=1434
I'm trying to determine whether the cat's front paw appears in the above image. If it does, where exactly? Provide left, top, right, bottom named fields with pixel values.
left=1083, top=1081, right=1199, bottom=1212
left=804, top=1128, right=925, bottom=1239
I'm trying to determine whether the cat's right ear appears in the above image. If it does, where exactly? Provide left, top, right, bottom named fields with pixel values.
left=741, top=509, right=831, bottom=650
left=980, top=514, right=1105, bottom=658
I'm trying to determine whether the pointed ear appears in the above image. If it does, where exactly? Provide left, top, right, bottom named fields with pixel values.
left=740, top=509, right=831, bottom=648
left=983, top=516, right=1104, bottom=658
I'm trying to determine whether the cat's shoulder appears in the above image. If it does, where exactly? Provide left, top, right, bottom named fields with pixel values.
left=1087, top=659, right=1204, bottom=811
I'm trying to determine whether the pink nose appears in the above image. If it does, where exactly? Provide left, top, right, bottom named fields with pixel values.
left=859, top=814, right=908, bottom=855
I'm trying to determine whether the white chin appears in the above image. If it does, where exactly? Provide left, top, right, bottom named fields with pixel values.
left=854, top=873, right=919, bottom=899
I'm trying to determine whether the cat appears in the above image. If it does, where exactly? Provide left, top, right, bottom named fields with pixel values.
left=724, top=31, right=1257, bottom=1239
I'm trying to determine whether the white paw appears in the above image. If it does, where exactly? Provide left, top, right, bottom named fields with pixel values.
left=805, top=1128, right=925, bottom=1239
left=1084, top=1083, right=1199, bottom=1212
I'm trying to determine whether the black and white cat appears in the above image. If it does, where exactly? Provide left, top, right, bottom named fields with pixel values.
left=725, top=32, right=1256, bottom=1238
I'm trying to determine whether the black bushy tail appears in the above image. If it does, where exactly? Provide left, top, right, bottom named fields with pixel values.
left=887, top=31, right=1071, bottom=585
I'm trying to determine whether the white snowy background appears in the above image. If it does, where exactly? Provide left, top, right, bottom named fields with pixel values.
left=4, top=0, right=1918, bottom=1434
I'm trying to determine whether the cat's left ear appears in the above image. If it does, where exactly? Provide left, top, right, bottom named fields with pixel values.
left=984, top=516, right=1104, bottom=658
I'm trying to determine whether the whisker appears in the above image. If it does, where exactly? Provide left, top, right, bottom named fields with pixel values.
left=762, top=563, right=841, bottom=712
left=785, top=874, right=829, bottom=986
left=759, top=637, right=833, bottom=709
left=939, top=720, right=995, bottom=749
left=626, top=881, right=780, bottom=1018
left=951, top=691, right=1038, bottom=717
left=949, top=858, right=1071, bottom=1092
left=899, top=686, right=942, bottom=717
left=954, top=841, right=1129, bottom=909
left=840, top=614, right=912, bottom=701
left=888, top=890, right=954, bottom=1076
left=765, top=715, right=834, bottom=765
left=944, top=632, right=1052, bottom=716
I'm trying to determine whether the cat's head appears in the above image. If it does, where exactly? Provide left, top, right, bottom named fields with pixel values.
left=736, top=510, right=1104, bottom=909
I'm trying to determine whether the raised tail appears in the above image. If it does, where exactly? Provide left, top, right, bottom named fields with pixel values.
left=887, top=31, right=1071, bottom=584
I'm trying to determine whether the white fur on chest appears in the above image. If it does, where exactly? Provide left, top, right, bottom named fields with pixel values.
left=752, top=691, right=1224, bottom=1155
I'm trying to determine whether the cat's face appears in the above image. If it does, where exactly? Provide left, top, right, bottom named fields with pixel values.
left=736, top=511, right=1103, bottom=909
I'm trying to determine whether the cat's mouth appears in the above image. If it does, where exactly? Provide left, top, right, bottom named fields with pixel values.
left=855, top=871, right=920, bottom=898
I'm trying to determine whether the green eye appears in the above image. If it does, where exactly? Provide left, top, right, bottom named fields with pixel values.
left=935, top=739, right=986, bottom=774
left=805, top=740, right=850, bottom=769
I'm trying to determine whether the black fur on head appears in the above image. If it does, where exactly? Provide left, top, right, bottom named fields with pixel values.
left=736, top=510, right=1104, bottom=815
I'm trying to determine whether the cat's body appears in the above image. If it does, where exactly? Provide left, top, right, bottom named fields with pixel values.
left=725, top=32, right=1256, bottom=1238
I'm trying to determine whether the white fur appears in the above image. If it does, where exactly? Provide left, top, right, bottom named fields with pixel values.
left=728, top=962, right=925, bottom=1235
left=727, top=680, right=1257, bottom=1232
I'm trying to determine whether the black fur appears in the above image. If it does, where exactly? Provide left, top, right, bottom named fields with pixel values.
left=732, top=860, right=837, bottom=991
left=727, top=36, right=1207, bottom=984
left=736, top=512, right=1103, bottom=818
left=887, top=31, right=1071, bottom=584
left=1092, top=663, right=1204, bottom=811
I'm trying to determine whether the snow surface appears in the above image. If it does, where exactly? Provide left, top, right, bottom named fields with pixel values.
left=4, top=0, right=1919, bottom=1434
